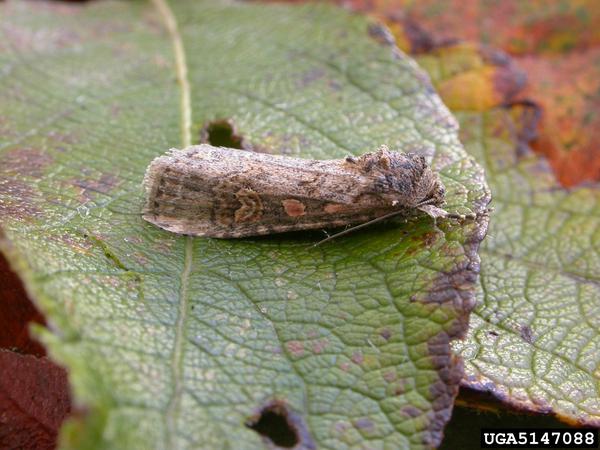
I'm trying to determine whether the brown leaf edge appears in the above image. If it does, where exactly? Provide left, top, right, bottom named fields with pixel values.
left=0, top=230, right=74, bottom=449
left=369, top=9, right=600, bottom=427
left=416, top=214, right=490, bottom=446
left=0, top=251, right=46, bottom=356
left=0, top=350, right=71, bottom=450
left=459, top=100, right=600, bottom=428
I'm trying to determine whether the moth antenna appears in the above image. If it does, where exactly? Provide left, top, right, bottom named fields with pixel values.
left=313, top=209, right=406, bottom=246
left=415, top=198, right=436, bottom=207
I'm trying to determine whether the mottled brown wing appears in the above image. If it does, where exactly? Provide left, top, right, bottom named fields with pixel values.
left=142, top=145, right=395, bottom=238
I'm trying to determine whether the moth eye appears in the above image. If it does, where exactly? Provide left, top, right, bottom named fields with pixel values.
left=373, top=178, right=388, bottom=192
left=436, top=182, right=446, bottom=197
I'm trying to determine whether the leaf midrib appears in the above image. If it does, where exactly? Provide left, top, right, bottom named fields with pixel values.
left=151, top=0, right=194, bottom=447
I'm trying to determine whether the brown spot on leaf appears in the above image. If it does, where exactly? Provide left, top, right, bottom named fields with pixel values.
left=132, top=252, right=149, bottom=266
left=58, top=233, right=92, bottom=255
left=271, top=345, right=282, bottom=355
left=124, top=235, right=143, bottom=245
left=353, top=417, right=374, bottom=431
left=401, top=405, right=422, bottom=418
left=520, top=325, right=535, bottom=344
left=1, top=147, right=53, bottom=178
left=0, top=179, right=42, bottom=221
left=286, top=341, right=304, bottom=358
left=419, top=231, right=440, bottom=248
left=312, top=338, right=328, bottom=354
left=152, top=239, right=174, bottom=255
left=71, top=173, right=120, bottom=202
left=351, top=351, right=364, bottom=365
left=47, top=130, right=76, bottom=147
left=339, top=361, right=350, bottom=372
left=282, top=199, right=306, bottom=217
left=383, top=370, right=396, bottom=382
left=406, top=230, right=441, bottom=256
left=393, top=380, right=406, bottom=396
left=259, top=131, right=311, bottom=155
left=334, top=421, right=349, bottom=433
left=297, top=67, right=326, bottom=88
left=380, top=328, right=392, bottom=340
left=328, top=79, right=342, bottom=91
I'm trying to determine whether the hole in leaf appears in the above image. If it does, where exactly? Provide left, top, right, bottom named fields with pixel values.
left=245, top=401, right=300, bottom=448
left=200, top=119, right=245, bottom=149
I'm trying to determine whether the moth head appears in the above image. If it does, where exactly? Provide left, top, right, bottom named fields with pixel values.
left=415, top=168, right=446, bottom=207
left=356, top=147, right=446, bottom=208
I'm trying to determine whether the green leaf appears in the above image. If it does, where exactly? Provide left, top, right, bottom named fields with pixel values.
left=0, top=1, right=489, bottom=448
left=449, top=104, right=600, bottom=426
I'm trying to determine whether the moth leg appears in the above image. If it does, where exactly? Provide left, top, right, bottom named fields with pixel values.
left=417, top=204, right=450, bottom=220
left=436, top=210, right=478, bottom=221
left=452, top=206, right=493, bottom=221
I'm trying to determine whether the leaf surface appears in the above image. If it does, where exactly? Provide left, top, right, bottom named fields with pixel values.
left=382, top=7, right=600, bottom=426
left=0, top=1, right=489, bottom=448
left=335, top=0, right=600, bottom=427
left=450, top=104, right=600, bottom=426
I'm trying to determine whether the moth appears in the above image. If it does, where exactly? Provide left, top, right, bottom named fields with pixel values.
left=142, top=144, right=452, bottom=242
